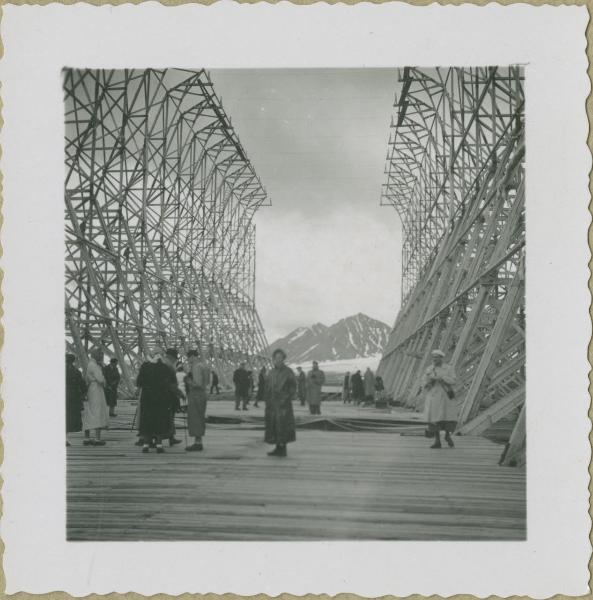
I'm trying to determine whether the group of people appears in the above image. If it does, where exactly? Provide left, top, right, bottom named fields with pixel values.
left=341, top=367, right=385, bottom=406
left=66, top=344, right=459, bottom=455
left=66, top=349, right=121, bottom=446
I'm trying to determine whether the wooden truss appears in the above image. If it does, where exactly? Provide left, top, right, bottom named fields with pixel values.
left=378, top=67, right=525, bottom=466
left=64, top=69, right=270, bottom=392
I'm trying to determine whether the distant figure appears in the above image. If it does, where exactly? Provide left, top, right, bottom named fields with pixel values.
left=176, top=365, right=188, bottom=411
left=247, top=369, right=255, bottom=405
left=342, top=371, right=351, bottom=404
left=264, top=349, right=296, bottom=457
left=306, top=361, right=325, bottom=415
left=103, top=357, right=121, bottom=417
left=364, top=368, right=376, bottom=405
left=423, top=349, right=458, bottom=449
left=351, top=370, right=364, bottom=405
left=185, top=349, right=210, bottom=452
left=296, top=366, right=307, bottom=406
left=66, top=353, right=86, bottom=446
left=233, top=362, right=250, bottom=411
left=137, top=348, right=182, bottom=453
left=374, top=375, right=386, bottom=407
left=210, top=370, right=220, bottom=395
left=82, top=348, right=109, bottom=446
left=255, top=366, right=267, bottom=407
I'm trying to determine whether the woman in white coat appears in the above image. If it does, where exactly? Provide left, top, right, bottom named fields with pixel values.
left=423, top=349, right=458, bottom=449
left=82, top=348, right=109, bottom=446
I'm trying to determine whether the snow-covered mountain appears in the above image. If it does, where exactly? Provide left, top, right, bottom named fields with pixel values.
left=268, top=313, right=391, bottom=364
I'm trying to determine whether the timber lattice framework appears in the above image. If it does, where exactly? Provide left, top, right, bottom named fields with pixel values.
left=378, top=67, right=525, bottom=466
left=64, top=68, right=270, bottom=392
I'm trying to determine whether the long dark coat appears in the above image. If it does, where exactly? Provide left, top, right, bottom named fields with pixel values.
left=264, top=364, right=297, bottom=445
left=351, top=372, right=364, bottom=400
left=137, top=360, right=178, bottom=438
left=66, top=363, right=86, bottom=433
left=233, top=367, right=250, bottom=396
left=103, top=363, right=121, bottom=408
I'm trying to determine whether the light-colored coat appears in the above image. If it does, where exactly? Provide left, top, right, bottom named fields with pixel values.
left=82, top=358, right=109, bottom=430
left=306, top=368, right=325, bottom=406
left=187, top=361, right=210, bottom=438
left=422, top=363, right=458, bottom=424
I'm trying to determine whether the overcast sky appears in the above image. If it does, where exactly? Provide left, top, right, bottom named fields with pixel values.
left=209, top=69, right=403, bottom=342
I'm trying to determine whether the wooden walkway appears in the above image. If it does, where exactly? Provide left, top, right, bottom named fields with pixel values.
left=67, top=400, right=525, bottom=541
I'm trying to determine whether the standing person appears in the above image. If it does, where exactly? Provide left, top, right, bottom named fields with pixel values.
left=82, top=348, right=109, bottom=446
left=423, top=349, right=458, bottom=449
left=296, top=366, right=306, bottom=406
left=255, top=365, right=267, bottom=408
left=176, top=364, right=188, bottom=411
left=137, top=348, right=182, bottom=453
left=351, top=370, right=364, bottom=405
left=364, top=367, right=376, bottom=405
left=342, top=371, right=351, bottom=404
left=103, top=357, right=121, bottom=417
left=233, top=362, right=250, bottom=411
left=185, top=349, right=210, bottom=452
left=374, top=375, right=386, bottom=407
left=264, top=349, right=297, bottom=457
left=306, top=361, right=325, bottom=415
left=247, top=369, right=255, bottom=406
left=66, top=353, right=86, bottom=446
left=210, top=370, right=220, bottom=395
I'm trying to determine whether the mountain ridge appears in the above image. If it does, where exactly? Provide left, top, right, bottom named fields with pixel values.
left=268, top=313, right=391, bottom=364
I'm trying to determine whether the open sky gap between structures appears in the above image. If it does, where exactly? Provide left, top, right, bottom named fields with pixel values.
left=64, top=67, right=525, bottom=468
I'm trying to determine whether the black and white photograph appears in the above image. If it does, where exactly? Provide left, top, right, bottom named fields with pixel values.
left=1, top=3, right=589, bottom=596
left=64, top=66, right=526, bottom=541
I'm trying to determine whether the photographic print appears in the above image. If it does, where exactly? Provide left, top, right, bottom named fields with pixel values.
left=64, top=66, right=526, bottom=541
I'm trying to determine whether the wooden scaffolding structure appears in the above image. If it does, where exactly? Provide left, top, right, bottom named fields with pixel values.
left=378, top=67, right=525, bottom=466
left=64, top=68, right=271, bottom=392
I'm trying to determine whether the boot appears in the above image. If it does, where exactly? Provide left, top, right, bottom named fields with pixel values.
left=444, top=431, right=455, bottom=448
left=430, top=430, right=442, bottom=449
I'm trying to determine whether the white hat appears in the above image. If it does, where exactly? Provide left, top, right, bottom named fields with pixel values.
left=431, top=349, right=446, bottom=357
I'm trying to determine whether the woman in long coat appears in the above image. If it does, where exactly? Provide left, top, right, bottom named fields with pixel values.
left=423, top=349, right=458, bottom=448
left=66, top=353, right=86, bottom=445
left=265, top=349, right=296, bottom=457
left=306, top=361, right=325, bottom=415
left=137, top=350, right=179, bottom=452
left=185, top=350, right=210, bottom=452
left=82, top=348, right=109, bottom=446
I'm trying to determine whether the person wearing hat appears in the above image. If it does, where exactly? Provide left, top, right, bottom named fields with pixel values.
left=185, top=349, right=210, bottom=452
left=82, top=347, right=109, bottom=446
left=103, top=357, right=121, bottom=417
left=264, top=348, right=297, bottom=457
left=423, top=349, right=458, bottom=449
left=136, top=347, right=182, bottom=453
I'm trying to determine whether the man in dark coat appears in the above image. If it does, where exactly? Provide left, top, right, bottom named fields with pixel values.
left=233, top=362, right=250, bottom=411
left=296, top=366, right=306, bottom=406
left=66, top=353, right=86, bottom=446
left=103, top=358, right=121, bottom=417
left=137, top=348, right=183, bottom=453
left=351, top=370, right=364, bottom=405
left=265, top=349, right=296, bottom=457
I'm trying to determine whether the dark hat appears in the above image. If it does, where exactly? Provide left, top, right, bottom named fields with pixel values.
left=165, top=348, right=179, bottom=359
left=272, top=348, right=287, bottom=360
left=187, top=349, right=199, bottom=358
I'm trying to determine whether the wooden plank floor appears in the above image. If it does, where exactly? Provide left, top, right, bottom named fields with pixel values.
left=67, top=400, right=525, bottom=541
